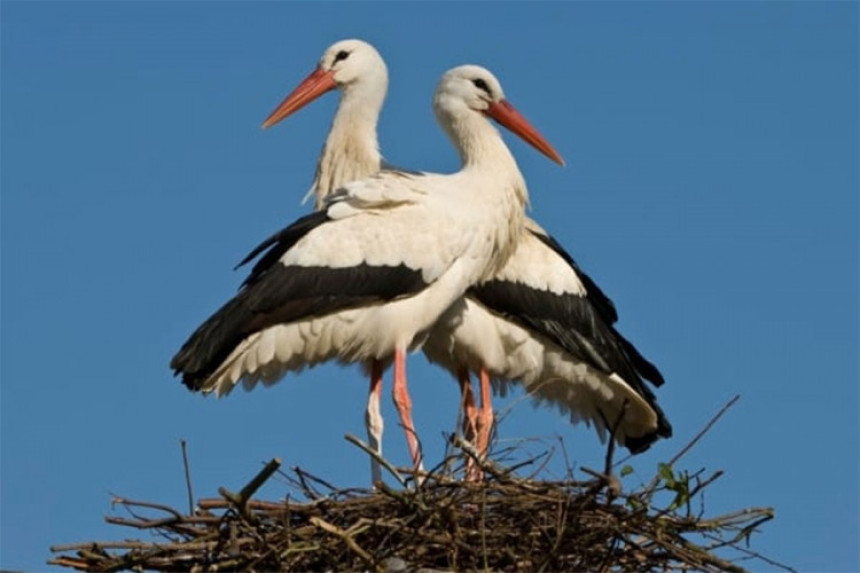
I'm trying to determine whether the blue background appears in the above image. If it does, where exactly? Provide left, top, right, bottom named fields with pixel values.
left=2, top=2, right=857, bottom=570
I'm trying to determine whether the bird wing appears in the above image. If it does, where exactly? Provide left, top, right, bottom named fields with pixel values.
left=524, top=227, right=667, bottom=387
left=468, top=229, right=671, bottom=443
left=172, top=174, right=472, bottom=389
left=526, top=226, right=619, bottom=325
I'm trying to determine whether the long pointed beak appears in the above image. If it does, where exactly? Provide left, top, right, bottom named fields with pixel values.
left=486, top=100, right=565, bottom=166
left=262, top=67, right=337, bottom=129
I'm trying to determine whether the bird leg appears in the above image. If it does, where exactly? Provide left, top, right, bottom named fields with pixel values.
left=365, top=359, right=384, bottom=486
left=457, top=367, right=479, bottom=443
left=476, top=367, right=494, bottom=461
left=392, top=349, right=424, bottom=479
left=457, top=367, right=481, bottom=481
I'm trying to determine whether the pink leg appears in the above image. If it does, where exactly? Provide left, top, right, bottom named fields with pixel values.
left=476, top=367, right=494, bottom=460
left=365, top=359, right=384, bottom=485
left=392, top=349, right=424, bottom=476
left=457, top=367, right=481, bottom=482
left=457, top=367, right=479, bottom=443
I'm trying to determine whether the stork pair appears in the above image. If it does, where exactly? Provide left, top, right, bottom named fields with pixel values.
left=171, top=39, right=671, bottom=484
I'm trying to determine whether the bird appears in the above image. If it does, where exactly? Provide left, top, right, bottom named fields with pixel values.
left=260, top=40, right=671, bottom=472
left=170, top=63, right=563, bottom=482
left=261, top=39, right=391, bottom=483
left=259, top=39, right=498, bottom=480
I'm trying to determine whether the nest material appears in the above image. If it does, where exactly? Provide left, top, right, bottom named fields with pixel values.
left=49, top=434, right=791, bottom=573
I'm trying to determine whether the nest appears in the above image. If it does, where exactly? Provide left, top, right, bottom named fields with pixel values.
left=49, top=399, right=793, bottom=572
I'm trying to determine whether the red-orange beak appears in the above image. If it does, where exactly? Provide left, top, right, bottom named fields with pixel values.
left=261, top=67, right=337, bottom=129
left=486, top=100, right=565, bottom=166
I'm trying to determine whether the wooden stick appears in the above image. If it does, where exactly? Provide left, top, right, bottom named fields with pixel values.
left=669, top=395, right=740, bottom=468
left=344, top=433, right=406, bottom=487
left=310, top=516, right=381, bottom=573
left=180, top=439, right=195, bottom=515
left=219, top=458, right=282, bottom=520
left=646, top=395, right=740, bottom=495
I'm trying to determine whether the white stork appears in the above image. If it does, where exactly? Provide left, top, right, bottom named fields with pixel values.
left=170, top=64, right=563, bottom=480
left=260, top=39, right=391, bottom=483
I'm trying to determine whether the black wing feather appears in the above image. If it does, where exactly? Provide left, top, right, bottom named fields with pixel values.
left=526, top=229, right=666, bottom=388
left=236, top=210, right=331, bottom=286
left=469, top=270, right=671, bottom=449
left=469, top=280, right=641, bottom=385
left=172, top=212, right=428, bottom=390
left=529, top=230, right=619, bottom=325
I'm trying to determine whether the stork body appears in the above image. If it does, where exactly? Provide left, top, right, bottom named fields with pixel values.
left=263, top=40, right=391, bottom=482
left=171, top=64, right=562, bottom=478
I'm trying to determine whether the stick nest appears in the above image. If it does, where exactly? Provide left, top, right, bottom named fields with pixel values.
left=49, top=435, right=791, bottom=572
left=49, top=396, right=793, bottom=572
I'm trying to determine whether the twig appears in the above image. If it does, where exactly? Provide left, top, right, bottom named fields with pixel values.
left=293, top=465, right=339, bottom=494
left=344, top=433, right=406, bottom=487
left=238, top=458, right=282, bottom=501
left=51, top=541, right=158, bottom=552
left=290, top=465, right=321, bottom=500
left=723, top=542, right=799, bottom=573
left=646, top=395, right=740, bottom=495
left=180, top=439, right=194, bottom=515
left=451, top=434, right=545, bottom=493
left=218, top=458, right=282, bottom=519
left=555, top=434, right=576, bottom=482
left=310, top=516, right=380, bottom=572
left=103, top=515, right=206, bottom=536
left=521, top=449, right=553, bottom=480
left=110, top=496, right=184, bottom=520
left=669, top=395, right=740, bottom=468
left=697, top=507, right=774, bottom=528
left=197, top=498, right=286, bottom=511
left=686, top=470, right=724, bottom=503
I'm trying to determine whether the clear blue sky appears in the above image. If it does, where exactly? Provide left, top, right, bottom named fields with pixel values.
left=2, top=2, right=857, bottom=570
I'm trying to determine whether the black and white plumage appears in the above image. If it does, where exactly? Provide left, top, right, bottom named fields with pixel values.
left=260, top=39, right=395, bottom=484
left=171, top=63, right=564, bottom=475
left=254, top=39, right=671, bottom=463
left=174, top=211, right=430, bottom=390
left=423, top=220, right=672, bottom=453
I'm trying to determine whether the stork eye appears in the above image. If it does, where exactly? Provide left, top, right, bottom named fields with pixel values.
left=472, top=78, right=491, bottom=95
left=333, top=50, right=350, bottom=64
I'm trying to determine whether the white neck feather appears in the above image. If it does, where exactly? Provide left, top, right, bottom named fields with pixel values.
left=311, top=85, right=384, bottom=210
left=439, top=109, right=531, bottom=277
left=443, top=110, right=528, bottom=205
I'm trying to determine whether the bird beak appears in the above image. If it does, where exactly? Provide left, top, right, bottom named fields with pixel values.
left=486, top=100, right=565, bottom=166
left=261, top=67, right=337, bottom=129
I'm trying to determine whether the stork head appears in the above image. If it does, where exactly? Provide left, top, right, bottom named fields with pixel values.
left=433, top=65, right=564, bottom=166
left=262, top=39, right=388, bottom=129
left=320, top=39, right=387, bottom=89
